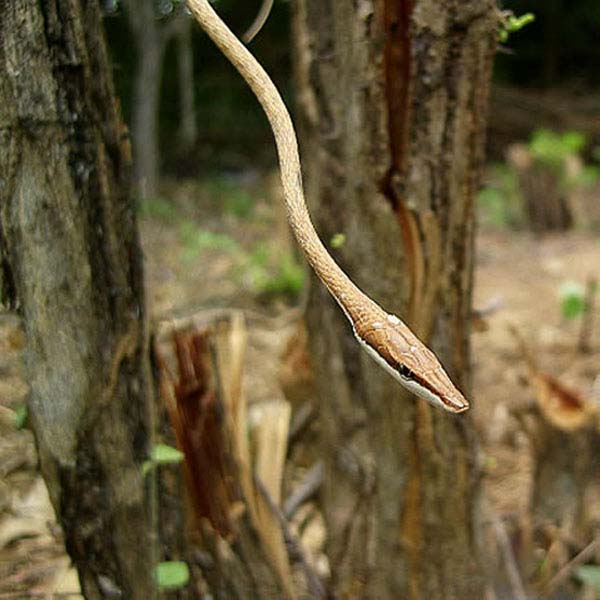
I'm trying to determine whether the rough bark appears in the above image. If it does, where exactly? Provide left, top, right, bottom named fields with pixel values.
left=155, top=392, right=200, bottom=600
left=530, top=419, right=600, bottom=549
left=519, top=166, right=573, bottom=232
left=0, top=1, right=156, bottom=598
left=292, top=1, right=496, bottom=599
left=508, top=336, right=600, bottom=579
left=155, top=312, right=296, bottom=600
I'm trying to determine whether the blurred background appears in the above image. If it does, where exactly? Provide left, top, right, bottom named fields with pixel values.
left=106, top=0, right=600, bottom=311
left=2, top=0, right=600, bottom=598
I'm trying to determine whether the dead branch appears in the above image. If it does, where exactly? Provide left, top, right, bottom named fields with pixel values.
left=544, top=536, right=600, bottom=595
left=493, top=517, right=528, bottom=600
left=255, top=475, right=326, bottom=600
left=283, top=461, right=324, bottom=520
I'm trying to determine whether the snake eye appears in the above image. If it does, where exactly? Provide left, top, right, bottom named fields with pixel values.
left=397, top=364, right=413, bottom=379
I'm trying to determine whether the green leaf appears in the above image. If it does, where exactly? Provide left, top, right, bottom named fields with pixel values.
left=559, top=281, right=586, bottom=320
left=506, top=12, right=535, bottom=33
left=244, top=245, right=305, bottom=299
left=568, top=165, right=600, bottom=189
left=141, top=460, right=154, bottom=477
left=562, top=131, right=586, bottom=154
left=499, top=12, right=535, bottom=41
left=155, top=561, right=190, bottom=589
left=13, top=404, right=28, bottom=430
left=529, top=129, right=586, bottom=166
left=151, top=443, right=184, bottom=464
left=330, top=233, right=346, bottom=248
left=575, top=565, right=600, bottom=592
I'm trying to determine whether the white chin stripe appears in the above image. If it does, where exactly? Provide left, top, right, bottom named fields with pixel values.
left=354, top=332, right=450, bottom=412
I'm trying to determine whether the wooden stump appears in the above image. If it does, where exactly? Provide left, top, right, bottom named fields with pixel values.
left=510, top=327, right=600, bottom=588
left=507, top=144, right=574, bottom=232
left=154, top=311, right=300, bottom=600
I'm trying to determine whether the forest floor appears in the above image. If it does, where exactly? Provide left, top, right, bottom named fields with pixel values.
left=0, top=174, right=599, bottom=598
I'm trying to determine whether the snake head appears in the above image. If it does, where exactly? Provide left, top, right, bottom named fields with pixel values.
left=354, top=313, right=469, bottom=413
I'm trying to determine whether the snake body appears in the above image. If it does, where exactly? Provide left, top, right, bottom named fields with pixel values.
left=187, top=0, right=469, bottom=413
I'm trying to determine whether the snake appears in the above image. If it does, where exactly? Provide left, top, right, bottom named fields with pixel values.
left=186, top=0, right=469, bottom=413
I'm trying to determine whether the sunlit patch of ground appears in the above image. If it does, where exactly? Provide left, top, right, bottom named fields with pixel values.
left=473, top=232, right=599, bottom=511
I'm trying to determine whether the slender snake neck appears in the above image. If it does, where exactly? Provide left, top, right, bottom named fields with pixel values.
left=186, top=0, right=367, bottom=320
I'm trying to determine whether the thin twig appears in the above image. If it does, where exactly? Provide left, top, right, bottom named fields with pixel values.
left=544, top=536, right=600, bottom=594
left=283, top=461, right=324, bottom=520
left=254, top=475, right=326, bottom=599
left=493, top=517, right=528, bottom=600
left=242, top=0, right=274, bottom=43
left=287, top=401, right=317, bottom=450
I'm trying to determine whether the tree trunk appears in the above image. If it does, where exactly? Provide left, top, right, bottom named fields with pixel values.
left=292, top=2, right=496, bottom=599
left=132, top=35, right=164, bottom=198
left=177, top=17, right=198, bottom=150
left=129, top=2, right=166, bottom=199
left=0, top=2, right=156, bottom=599
left=506, top=145, right=574, bottom=232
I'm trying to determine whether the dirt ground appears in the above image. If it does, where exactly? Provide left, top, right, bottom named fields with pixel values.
left=1, top=176, right=598, bottom=598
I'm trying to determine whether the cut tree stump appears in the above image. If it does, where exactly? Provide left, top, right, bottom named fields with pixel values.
left=154, top=311, right=306, bottom=600
left=507, top=144, right=574, bottom=232
left=510, top=326, right=600, bottom=585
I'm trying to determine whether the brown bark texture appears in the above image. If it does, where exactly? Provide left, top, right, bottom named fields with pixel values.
left=155, top=312, right=296, bottom=600
left=519, top=166, right=574, bottom=232
left=511, top=356, right=600, bottom=569
left=0, top=1, right=156, bottom=598
left=510, top=160, right=573, bottom=233
left=530, top=418, right=600, bottom=550
left=292, top=1, right=496, bottom=598
left=155, top=391, right=200, bottom=600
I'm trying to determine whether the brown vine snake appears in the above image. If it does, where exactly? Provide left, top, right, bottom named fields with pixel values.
left=186, top=0, right=469, bottom=413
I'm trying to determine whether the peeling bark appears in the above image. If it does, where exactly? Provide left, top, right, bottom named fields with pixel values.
left=293, top=1, right=497, bottom=598
left=155, top=313, right=295, bottom=600
left=0, top=1, right=156, bottom=598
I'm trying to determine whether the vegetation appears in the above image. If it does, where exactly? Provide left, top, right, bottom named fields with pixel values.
left=478, top=164, right=524, bottom=228
left=559, top=280, right=586, bottom=320
left=155, top=561, right=190, bottom=589
left=138, top=184, right=306, bottom=301
left=478, top=128, right=600, bottom=229
left=498, top=11, right=535, bottom=43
